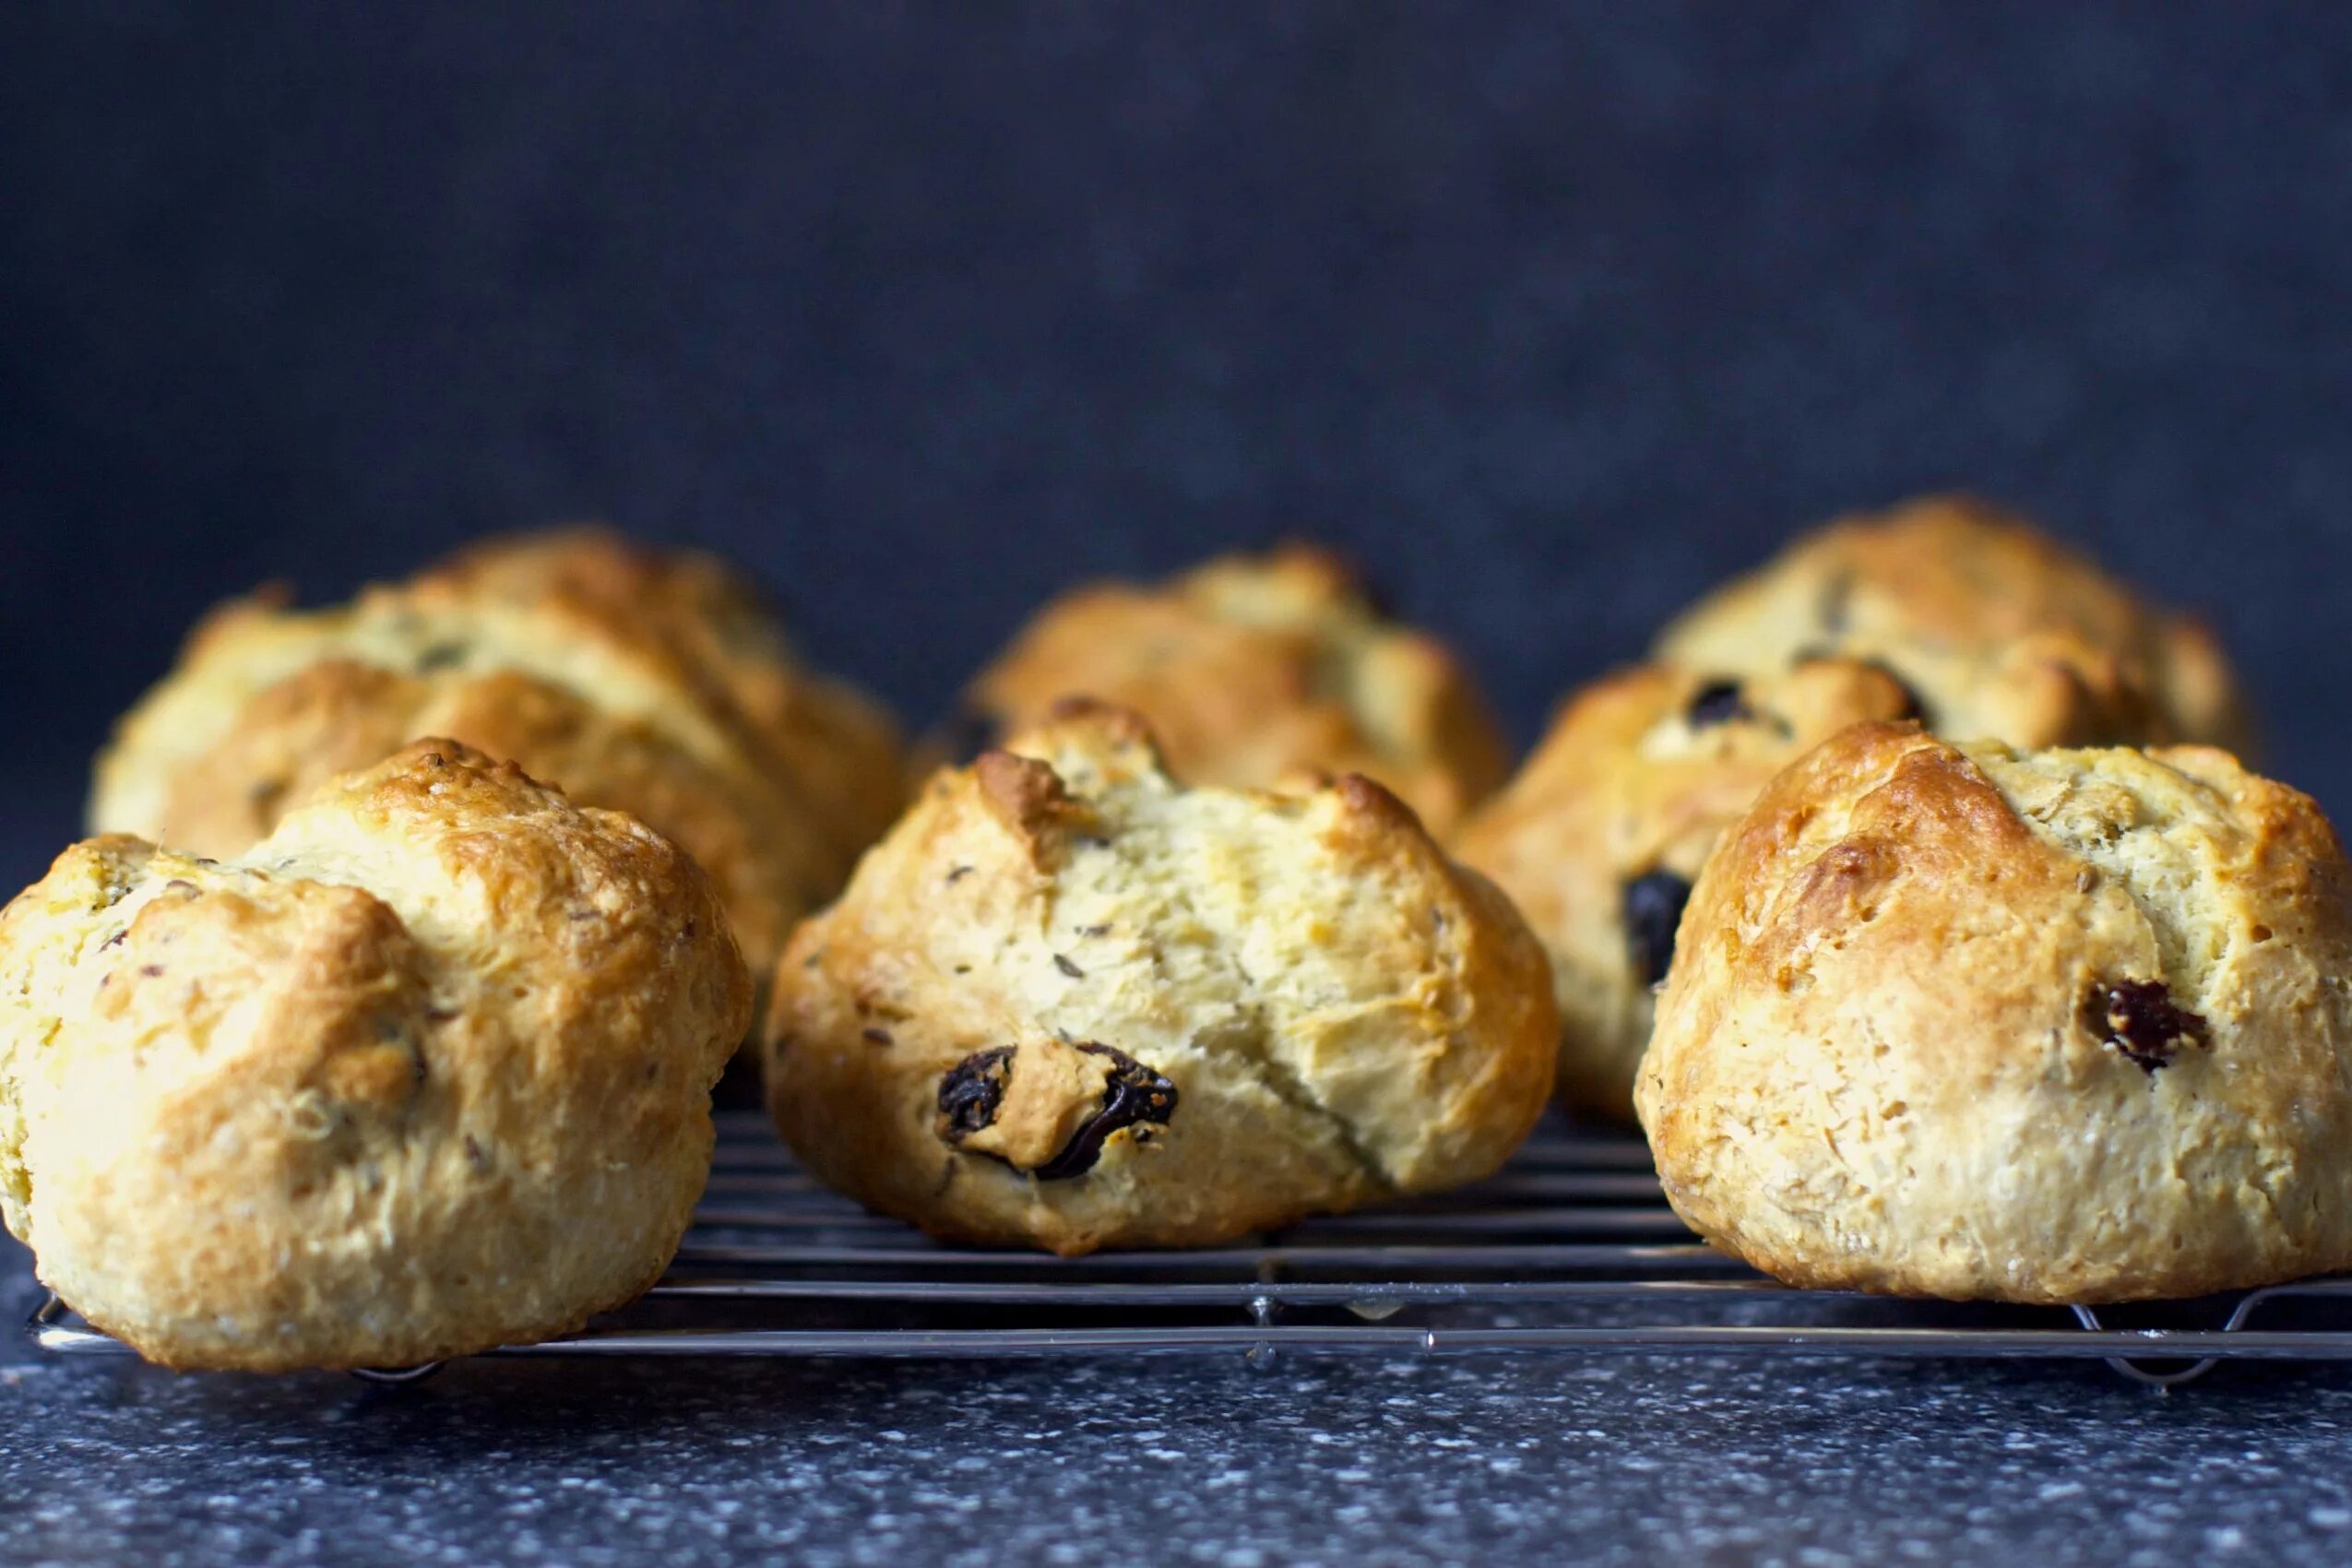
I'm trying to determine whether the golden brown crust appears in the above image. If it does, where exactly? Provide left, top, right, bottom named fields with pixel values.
left=89, top=528, right=905, bottom=983
left=765, top=706, right=1557, bottom=1254
left=0, top=741, right=751, bottom=1370
left=1635, top=724, right=2352, bottom=1303
left=952, top=547, right=1509, bottom=835
left=417, top=529, right=908, bottom=856
left=1455, top=659, right=1922, bottom=1117
left=1655, top=494, right=2255, bottom=753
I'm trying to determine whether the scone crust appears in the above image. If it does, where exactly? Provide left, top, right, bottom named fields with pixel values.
left=418, top=529, right=908, bottom=857
left=1455, top=659, right=1921, bottom=1117
left=1636, top=723, right=2352, bottom=1303
left=766, top=704, right=1557, bottom=1254
left=1655, top=494, right=2253, bottom=753
left=1, top=741, right=752, bottom=1370
left=956, top=547, right=1509, bottom=835
left=88, top=528, right=904, bottom=980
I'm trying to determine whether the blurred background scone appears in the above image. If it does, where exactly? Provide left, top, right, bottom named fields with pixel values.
left=0, top=741, right=751, bottom=1371
left=1636, top=723, right=2352, bottom=1304
left=89, top=529, right=904, bottom=987
left=1656, top=493, right=2252, bottom=751
left=1455, top=659, right=1922, bottom=1114
left=949, top=546, right=1509, bottom=835
left=766, top=703, right=1556, bottom=1254
left=416, top=530, right=908, bottom=859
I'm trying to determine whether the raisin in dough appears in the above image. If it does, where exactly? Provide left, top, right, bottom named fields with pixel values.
left=765, top=703, right=1558, bottom=1253
left=1656, top=494, right=2252, bottom=754
left=0, top=742, right=750, bottom=1370
left=948, top=546, right=1508, bottom=835
left=1455, top=658, right=1922, bottom=1117
left=1637, top=723, right=2352, bottom=1303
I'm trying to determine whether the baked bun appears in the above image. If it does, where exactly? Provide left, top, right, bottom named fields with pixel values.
left=89, top=528, right=903, bottom=983
left=951, top=546, right=1508, bottom=835
left=0, top=741, right=750, bottom=1370
left=1656, top=494, right=2252, bottom=752
left=1455, top=658, right=1922, bottom=1116
left=1637, top=723, right=2352, bottom=1303
left=765, top=702, right=1557, bottom=1254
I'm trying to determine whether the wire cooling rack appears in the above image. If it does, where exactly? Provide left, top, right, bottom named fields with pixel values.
left=28, top=1111, right=2352, bottom=1387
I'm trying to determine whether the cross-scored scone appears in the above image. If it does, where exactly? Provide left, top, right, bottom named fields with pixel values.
left=1637, top=723, right=2352, bottom=1304
left=765, top=703, right=1557, bottom=1253
left=1455, top=658, right=1923, bottom=1117
left=949, top=547, right=1509, bottom=835
left=1655, top=494, right=2252, bottom=753
left=0, top=741, right=751, bottom=1370
left=89, top=528, right=904, bottom=984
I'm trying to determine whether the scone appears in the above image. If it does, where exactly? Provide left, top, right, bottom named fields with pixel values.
left=1637, top=723, right=2352, bottom=1303
left=1460, top=496, right=2251, bottom=1120
left=1455, top=658, right=1922, bottom=1116
left=949, top=546, right=1509, bottom=835
left=765, top=702, right=1558, bottom=1253
left=1656, top=494, right=2252, bottom=752
left=0, top=741, right=751, bottom=1371
left=89, top=528, right=904, bottom=984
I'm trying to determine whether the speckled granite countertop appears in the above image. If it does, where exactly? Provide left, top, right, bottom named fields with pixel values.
left=6, top=1241, right=2350, bottom=1567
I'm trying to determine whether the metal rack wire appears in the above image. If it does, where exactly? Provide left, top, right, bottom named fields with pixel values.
left=29, top=1111, right=2352, bottom=1386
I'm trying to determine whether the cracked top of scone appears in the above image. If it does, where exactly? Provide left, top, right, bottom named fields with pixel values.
left=764, top=702, right=1558, bottom=1254
left=88, top=528, right=904, bottom=980
left=1655, top=494, right=2251, bottom=753
left=1636, top=723, right=2352, bottom=1304
left=0, top=740, right=750, bottom=1370
left=1455, top=657, right=1923, bottom=1115
left=948, top=546, right=1509, bottom=836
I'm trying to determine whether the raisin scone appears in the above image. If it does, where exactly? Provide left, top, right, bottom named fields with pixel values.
left=0, top=742, right=750, bottom=1370
left=1455, top=659, right=1923, bottom=1117
left=1656, top=494, right=2252, bottom=753
left=948, top=546, right=1509, bottom=836
left=765, top=703, right=1558, bottom=1253
left=1637, top=723, right=2352, bottom=1303
left=89, top=528, right=904, bottom=985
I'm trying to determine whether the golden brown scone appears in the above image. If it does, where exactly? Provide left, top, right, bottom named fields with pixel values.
left=1455, top=659, right=1923, bottom=1118
left=950, top=546, right=1509, bottom=835
left=89, top=528, right=904, bottom=983
left=766, top=703, right=1558, bottom=1254
left=1637, top=723, right=2352, bottom=1304
left=1655, top=494, right=2253, bottom=753
left=0, top=741, right=751, bottom=1371
left=417, top=529, right=907, bottom=858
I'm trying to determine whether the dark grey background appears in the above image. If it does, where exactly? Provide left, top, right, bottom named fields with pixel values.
left=6, top=3, right=2352, bottom=895
left=7, top=7, right=2352, bottom=1563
